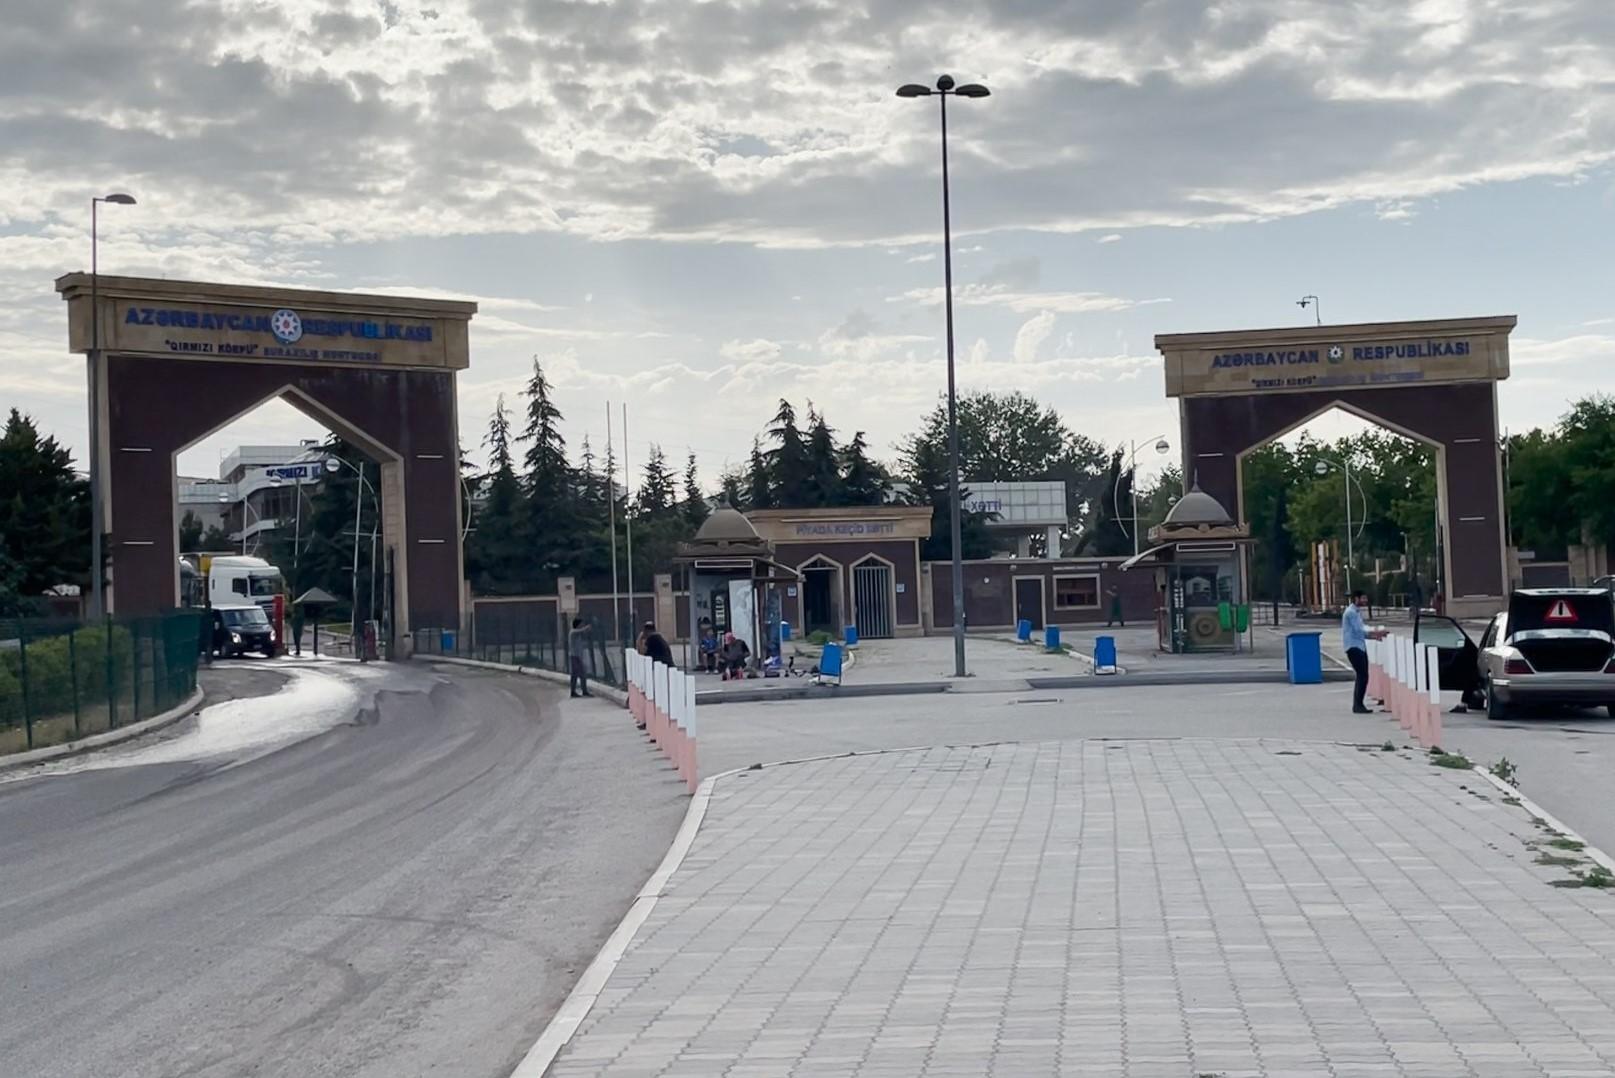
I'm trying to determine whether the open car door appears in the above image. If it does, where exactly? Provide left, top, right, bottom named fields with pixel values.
left=1414, top=612, right=1482, bottom=695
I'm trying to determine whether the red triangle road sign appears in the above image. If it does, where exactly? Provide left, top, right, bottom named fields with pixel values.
left=1545, top=599, right=1578, bottom=624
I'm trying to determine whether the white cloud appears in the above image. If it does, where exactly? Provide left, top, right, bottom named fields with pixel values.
left=1013, top=311, right=1058, bottom=363
left=1097, top=234, right=1122, bottom=244
left=892, top=283, right=1170, bottom=315
left=1512, top=334, right=1615, bottom=367
left=719, top=338, right=784, bottom=362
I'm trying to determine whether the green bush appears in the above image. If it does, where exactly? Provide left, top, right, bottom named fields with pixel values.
left=0, top=621, right=138, bottom=729
left=807, top=630, right=833, bottom=646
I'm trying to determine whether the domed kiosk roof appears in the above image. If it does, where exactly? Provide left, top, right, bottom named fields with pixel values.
left=694, top=507, right=760, bottom=543
left=1162, top=484, right=1233, bottom=527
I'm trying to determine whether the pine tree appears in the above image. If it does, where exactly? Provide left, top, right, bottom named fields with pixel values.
left=839, top=431, right=889, bottom=506
left=803, top=406, right=841, bottom=507
left=905, top=435, right=993, bottom=561
left=747, top=437, right=774, bottom=509
left=767, top=399, right=810, bottom=507
left=518, top=357, right=569, bottom=500
left=682, top=452, right=709, bottom=531
left=466, top=395, right=527, bottom=593
left=719, top=470, right=747, bottom=510
left=0, top=409, right=90, bottom=609
left=636, top=445, right=678, bottom=517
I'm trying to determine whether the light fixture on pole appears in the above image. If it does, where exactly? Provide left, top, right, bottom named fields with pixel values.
left=1114, top=436, right=1171, bottom=557
left=897, top=73, right=989, bottom=679
left=1314, top=455, right=1366, bottom=598
left=1296, top=294, right=1321, bottom=326
left=325, top=456, right=380, bottom=647
left=88, top=192, right=136, bottom=619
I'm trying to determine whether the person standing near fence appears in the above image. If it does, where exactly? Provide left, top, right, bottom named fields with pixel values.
left=568, top=618, right=592, bottom=698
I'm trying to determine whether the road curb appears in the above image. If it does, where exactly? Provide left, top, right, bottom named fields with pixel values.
left=424, top=655, right=629, bottom=708
left=0, top=686, right=205, bottom=773
left=1472, top=767, right=1615, bottom=877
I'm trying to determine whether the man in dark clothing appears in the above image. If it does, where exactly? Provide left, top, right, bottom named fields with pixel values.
left=642, top=622, right=674, bottom=666
left=568, top=617, right=592, bottom=698
left=720, top=632, right=750, bottom=680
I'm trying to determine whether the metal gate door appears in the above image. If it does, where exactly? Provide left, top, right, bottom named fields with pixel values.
left=852, top=562, right=894, bottom=639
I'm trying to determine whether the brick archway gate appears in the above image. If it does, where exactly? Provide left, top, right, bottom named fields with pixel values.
left=58, top=274, right=476, bottom=649
left=1154, top=316, right=1516, bottom=619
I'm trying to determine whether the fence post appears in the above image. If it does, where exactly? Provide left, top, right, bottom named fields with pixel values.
left=133, top=620, right=144, bottom=722
left=106, top=614, right=117, bottom=730
left=17, top=620, right=33, bottom=750
left=68, top=628, right=82, bottom=738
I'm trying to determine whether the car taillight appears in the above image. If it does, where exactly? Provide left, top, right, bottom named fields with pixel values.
left=1504, top=658, right=1533, bottom=676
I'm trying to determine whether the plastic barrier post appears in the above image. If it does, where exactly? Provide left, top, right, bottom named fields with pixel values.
left=1367, top=638, right=1381, bottom=703
left=1432, top=643, right=1444, bottom=742
left=686, top=674, right=698, bottom=793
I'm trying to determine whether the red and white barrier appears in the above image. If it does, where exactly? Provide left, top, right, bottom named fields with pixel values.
left=626, top=651, right=698, bottom=793
left=1366, top=633, right=1442, bottom=749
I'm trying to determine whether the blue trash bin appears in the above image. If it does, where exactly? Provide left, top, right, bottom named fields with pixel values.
left=1094, top=635, right=1117, bottom=671
left=440, top=629, right=456, bottom=653
left=1016, top=619, right=1032, bottom=643
left=844, top=625, right=859, bottom=647
left=1044, top=625, right=1062, bottom=652
left=1286, top=631, right=1323, bottom=684
left=780, top=620, right=792, bottom=642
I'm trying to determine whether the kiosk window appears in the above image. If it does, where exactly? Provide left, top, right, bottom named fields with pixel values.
left=1054, top=575, right=1100, bottom=609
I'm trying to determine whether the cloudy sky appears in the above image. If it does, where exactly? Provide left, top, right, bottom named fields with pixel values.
left=4, top=0, right=1614, bottom=486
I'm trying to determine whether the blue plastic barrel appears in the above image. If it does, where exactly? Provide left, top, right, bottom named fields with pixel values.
left=780, top=620, right=792, bottom=641
left=440, top=629, right=456, bottom=653
left=1094, top=635, right=1117, bottom=670
left=1286, top=631, right=1323, bottom=684
left=844, top=625, right=859, bottom=647
left=1044, top=625, right=1061, bottom=652
left=1016, top=619, right=1032, bottom=642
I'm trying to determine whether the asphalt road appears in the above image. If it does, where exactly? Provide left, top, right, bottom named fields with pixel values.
left=0, top=660, right=685, bottom=1078
left=698, top=679, right=1615, bottom=858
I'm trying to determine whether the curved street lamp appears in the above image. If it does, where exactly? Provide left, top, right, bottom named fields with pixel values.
left=1115, top=436, right=1172, bottom=556
left=324, top=456, right=381, bottom=635
left=896, top=73, right=989, bottom=678
left=1314, top=455, right=1367, bottom=595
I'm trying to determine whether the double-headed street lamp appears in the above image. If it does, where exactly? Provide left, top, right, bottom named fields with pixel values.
left=88, top=192, right=136, bottom=618
left=1114, top=436, right=1172, bottom=557
left=1314, top=455, right=1367, bottom=597
left=897, top=73, right=989, bottom=679
left=323, top=456, right=380, bottom=635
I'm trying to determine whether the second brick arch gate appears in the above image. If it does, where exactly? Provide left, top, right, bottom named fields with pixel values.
left=1154, top=316, right=1516, bottom=620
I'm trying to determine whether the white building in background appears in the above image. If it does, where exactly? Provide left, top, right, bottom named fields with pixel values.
left=175, top=442, right=329, bottom=554
left=962, top=480, right=1069, bottom=557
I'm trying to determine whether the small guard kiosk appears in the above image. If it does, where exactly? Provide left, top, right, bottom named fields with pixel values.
left=674, top=508, right=800, bottom=672
left=1121, top=484, right=1256, bottom=654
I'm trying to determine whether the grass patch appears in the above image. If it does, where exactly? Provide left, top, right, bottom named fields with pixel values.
left=1381, top=740, right=1396, bottom=752
left=1489, top=757, right=1519, bottom=786
left=1502, top=795, right=1522, bottom=807
left=1548, top=837, right=1587, bottom=852
left=1430, top=752, right=1474, bottom=770
left=1535, top=852, right=1582, bottom=867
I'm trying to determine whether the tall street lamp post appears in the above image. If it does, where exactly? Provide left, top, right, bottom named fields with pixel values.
left=897, top=73, right=989, bottom=678
left=324, top=456, right=380, bottom=644
left=1114, top=436, right=1171, bottom=557
left=1314, top=455, right=1366, bottom=599
left=88, top=192, right=136, bottom=618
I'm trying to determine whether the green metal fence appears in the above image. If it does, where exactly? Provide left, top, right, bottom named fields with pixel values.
left=0, top=611, right=206, bottom=756
left=411, top=610, right=621, bottom=687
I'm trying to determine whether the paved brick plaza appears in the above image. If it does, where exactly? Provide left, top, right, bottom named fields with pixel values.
left=550, top=740, right=1615, bottom=1077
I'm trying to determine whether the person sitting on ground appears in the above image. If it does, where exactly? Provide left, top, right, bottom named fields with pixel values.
left=698, top=618, right=719, bottom=673
left=720, top=632, right=751, bottom=680
left=642, top=622, right=674, bottom=667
